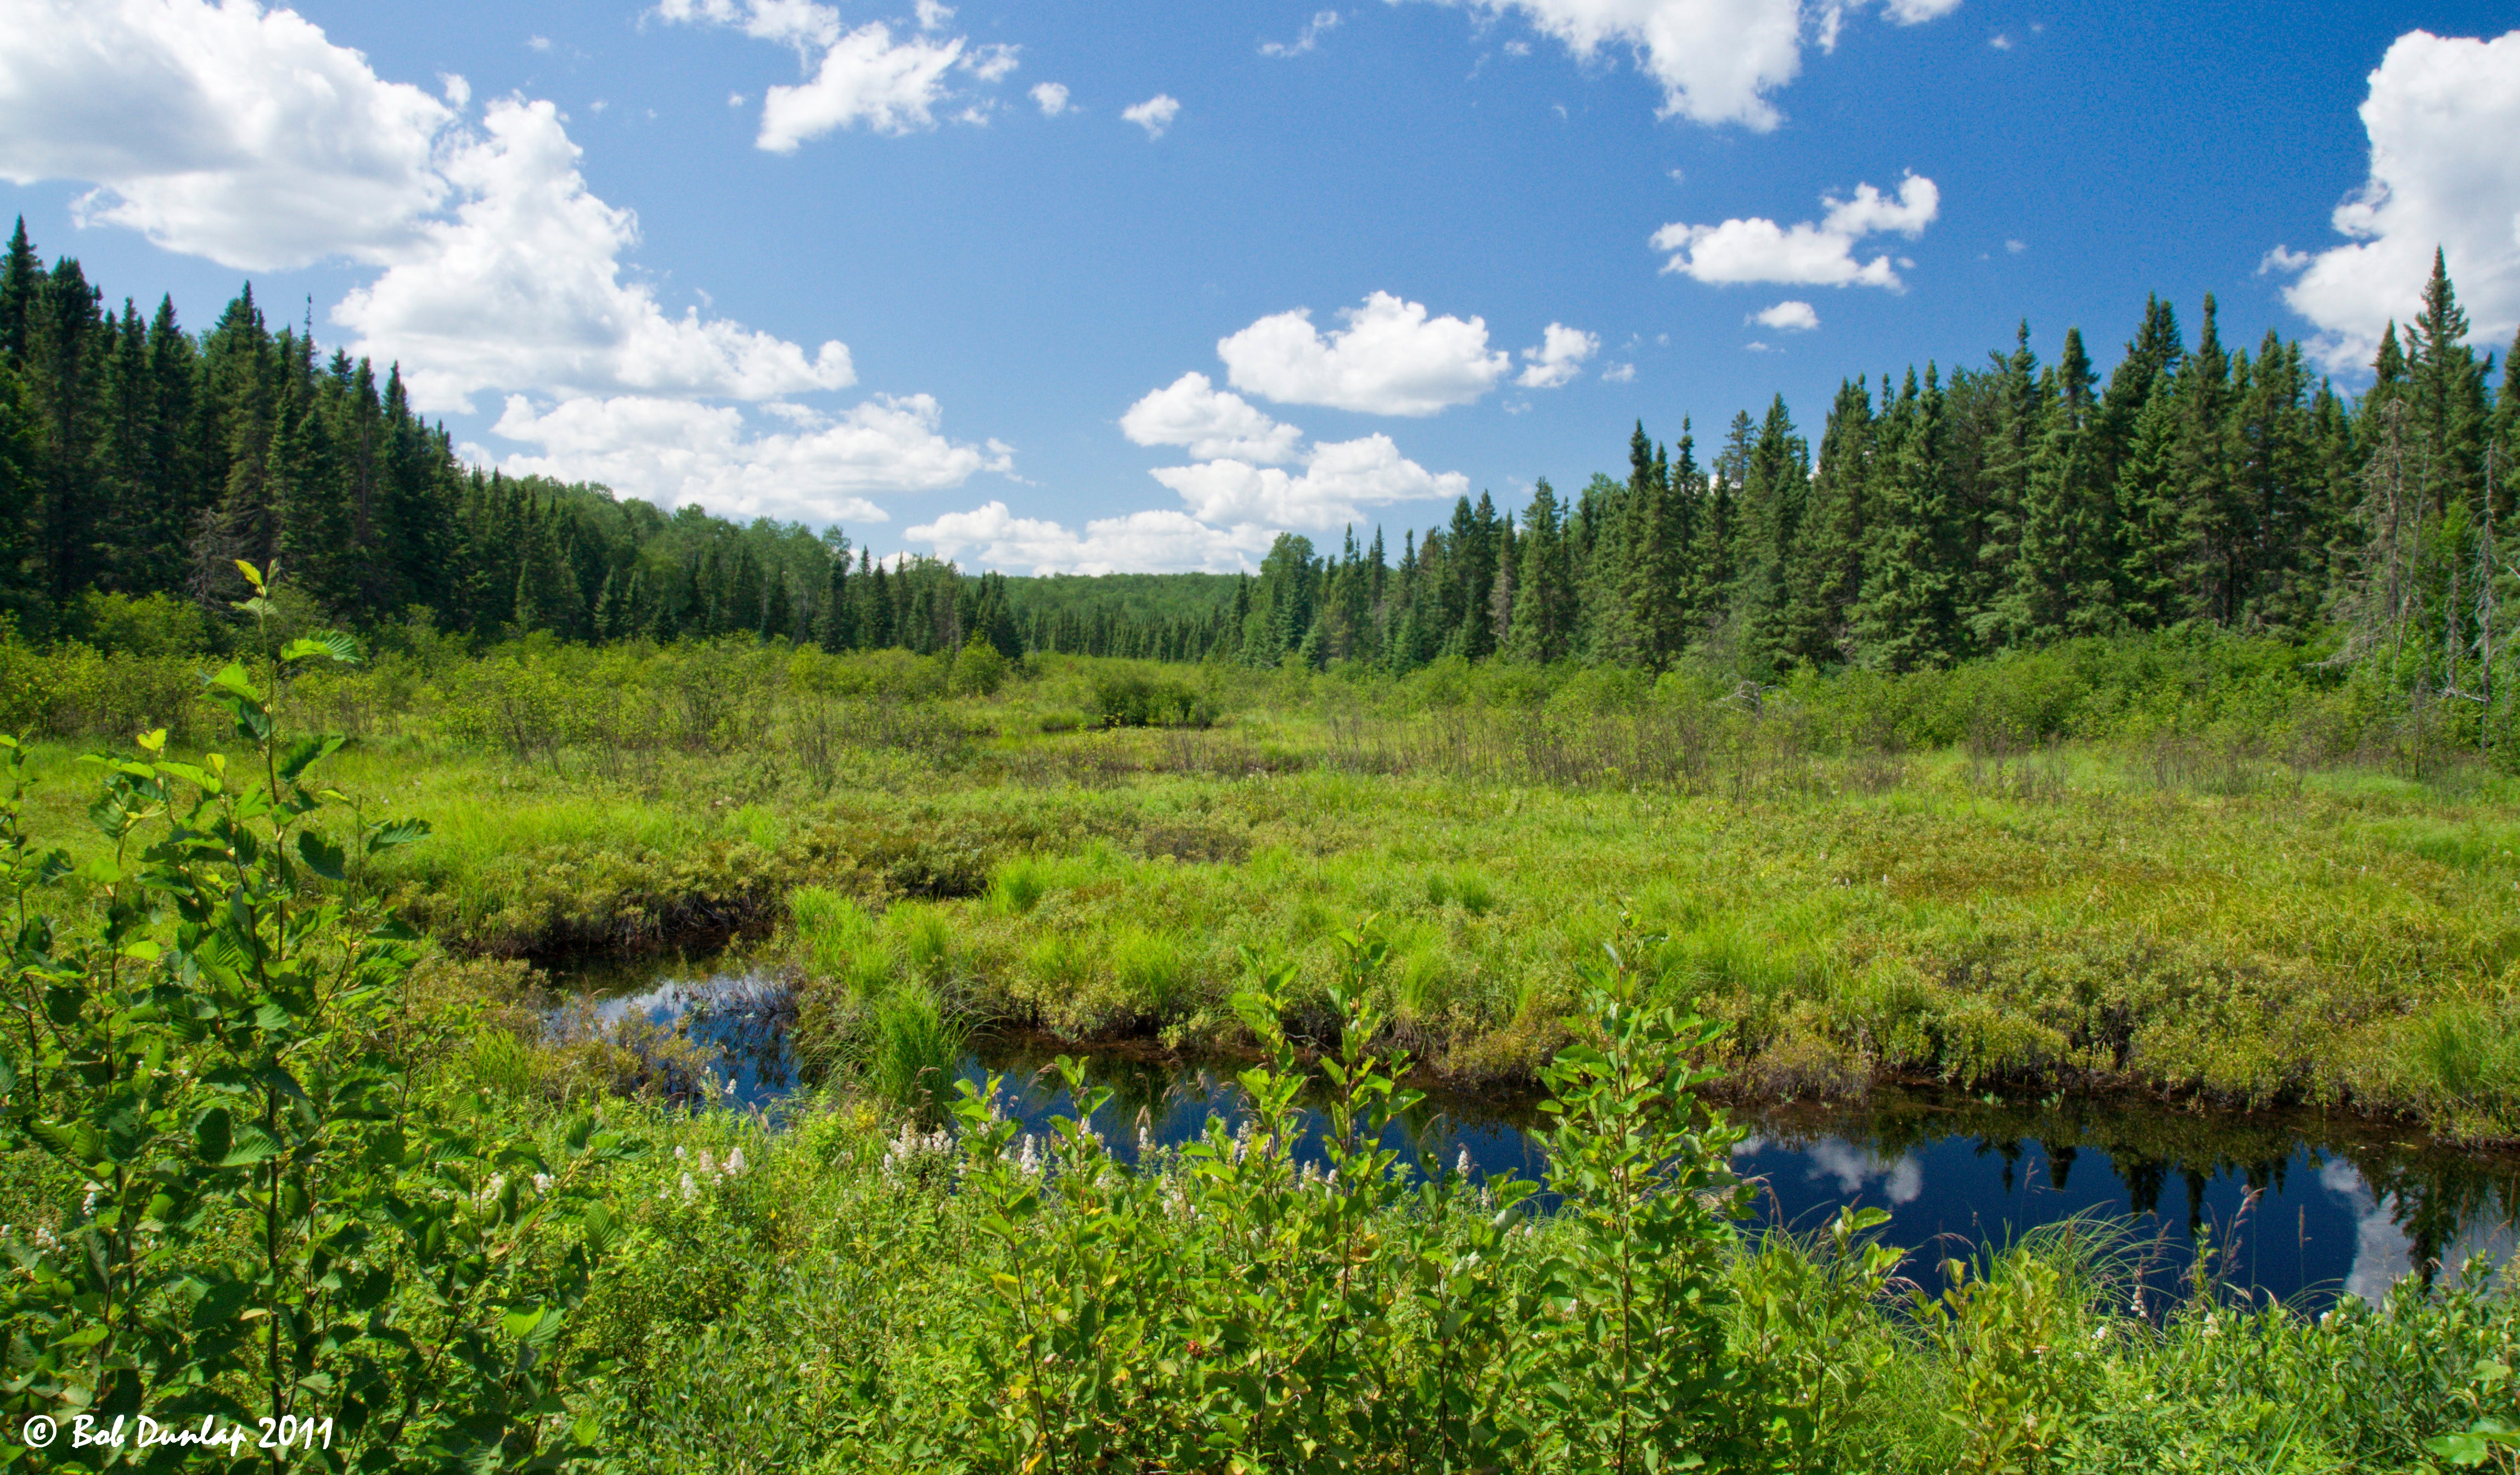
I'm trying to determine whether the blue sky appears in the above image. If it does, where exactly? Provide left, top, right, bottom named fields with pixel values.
left=4, top=1, right=2518, bottom=571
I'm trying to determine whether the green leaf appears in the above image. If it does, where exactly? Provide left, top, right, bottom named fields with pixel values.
left=368, top=818, right=432, bottom=853
left=280, top=631, right=361, bottom=667
left=277, top=735, right=344, bottom=784
left=220, top=1124, right=282, bottom=1167
left=193, top=1279, right=255, bottom=1330
left=205, top=662, right=263, bottom=705
left=155, top=761, right=220, bottom=793
left=297, top=831, right=348, bottom=881
left=581, top=1204, right=617, bottom=1258
left=502, top=1303, right=566, bottom=1348
left=193, top=1108, right=234, bottom=1164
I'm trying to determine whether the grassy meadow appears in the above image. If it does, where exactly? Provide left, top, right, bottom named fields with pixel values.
left=13, top=629, right=2520, bottom=1141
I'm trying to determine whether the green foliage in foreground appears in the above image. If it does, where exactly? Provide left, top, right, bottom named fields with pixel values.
left=555, top=954, right=2517, bottom=1475
left=0, top=573, right=643, bottom=1471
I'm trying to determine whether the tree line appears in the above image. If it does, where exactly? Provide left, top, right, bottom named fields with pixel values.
left=0, top=219, right=1046, bottom=659
left=1243, top=252, right=2516, bottom=700
left=4, top=213, right=2514, bottom=703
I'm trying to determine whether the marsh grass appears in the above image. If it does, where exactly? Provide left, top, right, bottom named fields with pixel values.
left=18, top=637, right=2520, bottom=1138
left=867, top=985, right=966, bottom=1120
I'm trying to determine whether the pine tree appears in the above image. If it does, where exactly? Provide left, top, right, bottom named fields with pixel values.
left=1964, top=323, right=2045, bottom=648
left=2001, top=327, right=2105, bottom=643
left=2172, top=294, right=2240, bottom=624
left=1625, top=436, right=1695, bottom=674
left=1784, top=382, right=1874, bottom=662
left=0, top=219, right=40, bottom=366
left=1851, top=367, right=1960, bottom=669
left=1738, top=396, right=1812, bottom=673
left=863, top=560, right=896, bottom=649
left=26, top=256, right=108, bottom=612
left=1506, top=478, right=1576, bottom=663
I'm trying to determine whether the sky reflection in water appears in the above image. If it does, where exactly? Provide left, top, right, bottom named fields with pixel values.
left=579, top=971, right=2518, bottom=1308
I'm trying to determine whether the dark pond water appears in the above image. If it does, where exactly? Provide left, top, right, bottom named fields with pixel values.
left=572, top=966, right=2520, bottom=1308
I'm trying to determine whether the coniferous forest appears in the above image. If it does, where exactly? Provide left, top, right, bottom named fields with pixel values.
left=6, top=212, right=2517, bottom=707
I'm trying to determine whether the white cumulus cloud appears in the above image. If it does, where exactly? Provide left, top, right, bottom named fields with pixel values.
left=1121, top=373, right=1305, bottom=463
left=1422, top=0, right=1961, bottom=130
left=1030, top=81, right=1071, bottom=116
left=5, top=0, right=1014, bottom=525
left=654, top=0, right=837, bottom=50
left=484, top=393, right=1008, bottom=523
left=758, top=24, right=966, bottom=147
left=2265, top=28, right=2520, bottom=371
left=1516, top=322, right=1599, bottom=387
left=333, top=98, right=854, bottom=413
left=658, top=0, right=1015, bottom=149
left=0, top=0, right=454, bottom=271
left=1122, top=93, right=1181, bottom=138
left=1151, top=434, right=1468, bottom=530
left=1652, top=173, right=1938, bottom=289
left=1220, top=291, right=1511, bottom=415
left=910, top=502, right=1273, bottom=574
left=1750, top=300, right=1819, bottom=330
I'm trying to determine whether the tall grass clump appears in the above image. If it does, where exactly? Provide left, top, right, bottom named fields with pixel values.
left=868, top=984, right=966, bottom=1120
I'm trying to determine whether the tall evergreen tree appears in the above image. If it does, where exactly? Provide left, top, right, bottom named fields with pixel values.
left=1506, top=478, right=1576, bottom=662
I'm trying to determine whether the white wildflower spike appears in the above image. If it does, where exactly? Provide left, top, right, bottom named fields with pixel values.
left=1456, top=1147, right=1474, bottom=1180
left=680, top=1172, right=698, bottom=1202
left=727, top=1147, right=747, bottom=1176
left=699, top=1150, right=716, bottom=1177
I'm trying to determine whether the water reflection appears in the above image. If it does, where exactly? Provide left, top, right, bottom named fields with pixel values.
left=559, top=970, right=2519, bottom=1308
left=967, top=1039, right=2520, bottom=1307
left=560, top=967, right=797, bottom=1107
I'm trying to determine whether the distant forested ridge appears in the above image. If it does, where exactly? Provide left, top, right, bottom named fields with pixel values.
left=3, top=214, right=2515, bottom=695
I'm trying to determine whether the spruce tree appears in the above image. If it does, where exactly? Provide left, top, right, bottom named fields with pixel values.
left=2169, top=295, right=2240, bottom=624
left=1784, top=381, right=1874, bottom=662
left=0, top=219, right=39, bottom=365
left=25, top=255, right=106, bottom=609
left=1738, top=396, right=1812, bottom=673
left=1850, top=366, right=1959, bottom=669
left=864, top=560, right=895, bottom=649
left=1625, top=435, right=1694, bottom=673
left=1506, top=478, right=1574, bottom=662
left=1964, top=324, right=2045, bottom=648
left=2001, top=326, right=2107, bottom=641
left=2408, top=247, right=2488, bottom=520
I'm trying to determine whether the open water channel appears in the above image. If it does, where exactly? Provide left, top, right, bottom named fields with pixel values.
left=570, top=964, right=2520, bottom=1309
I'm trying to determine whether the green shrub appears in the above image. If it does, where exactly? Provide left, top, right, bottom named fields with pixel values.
left=0, top=571, right=640, bottom=1470
left=1091, top=666, right=1216, bottom=728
